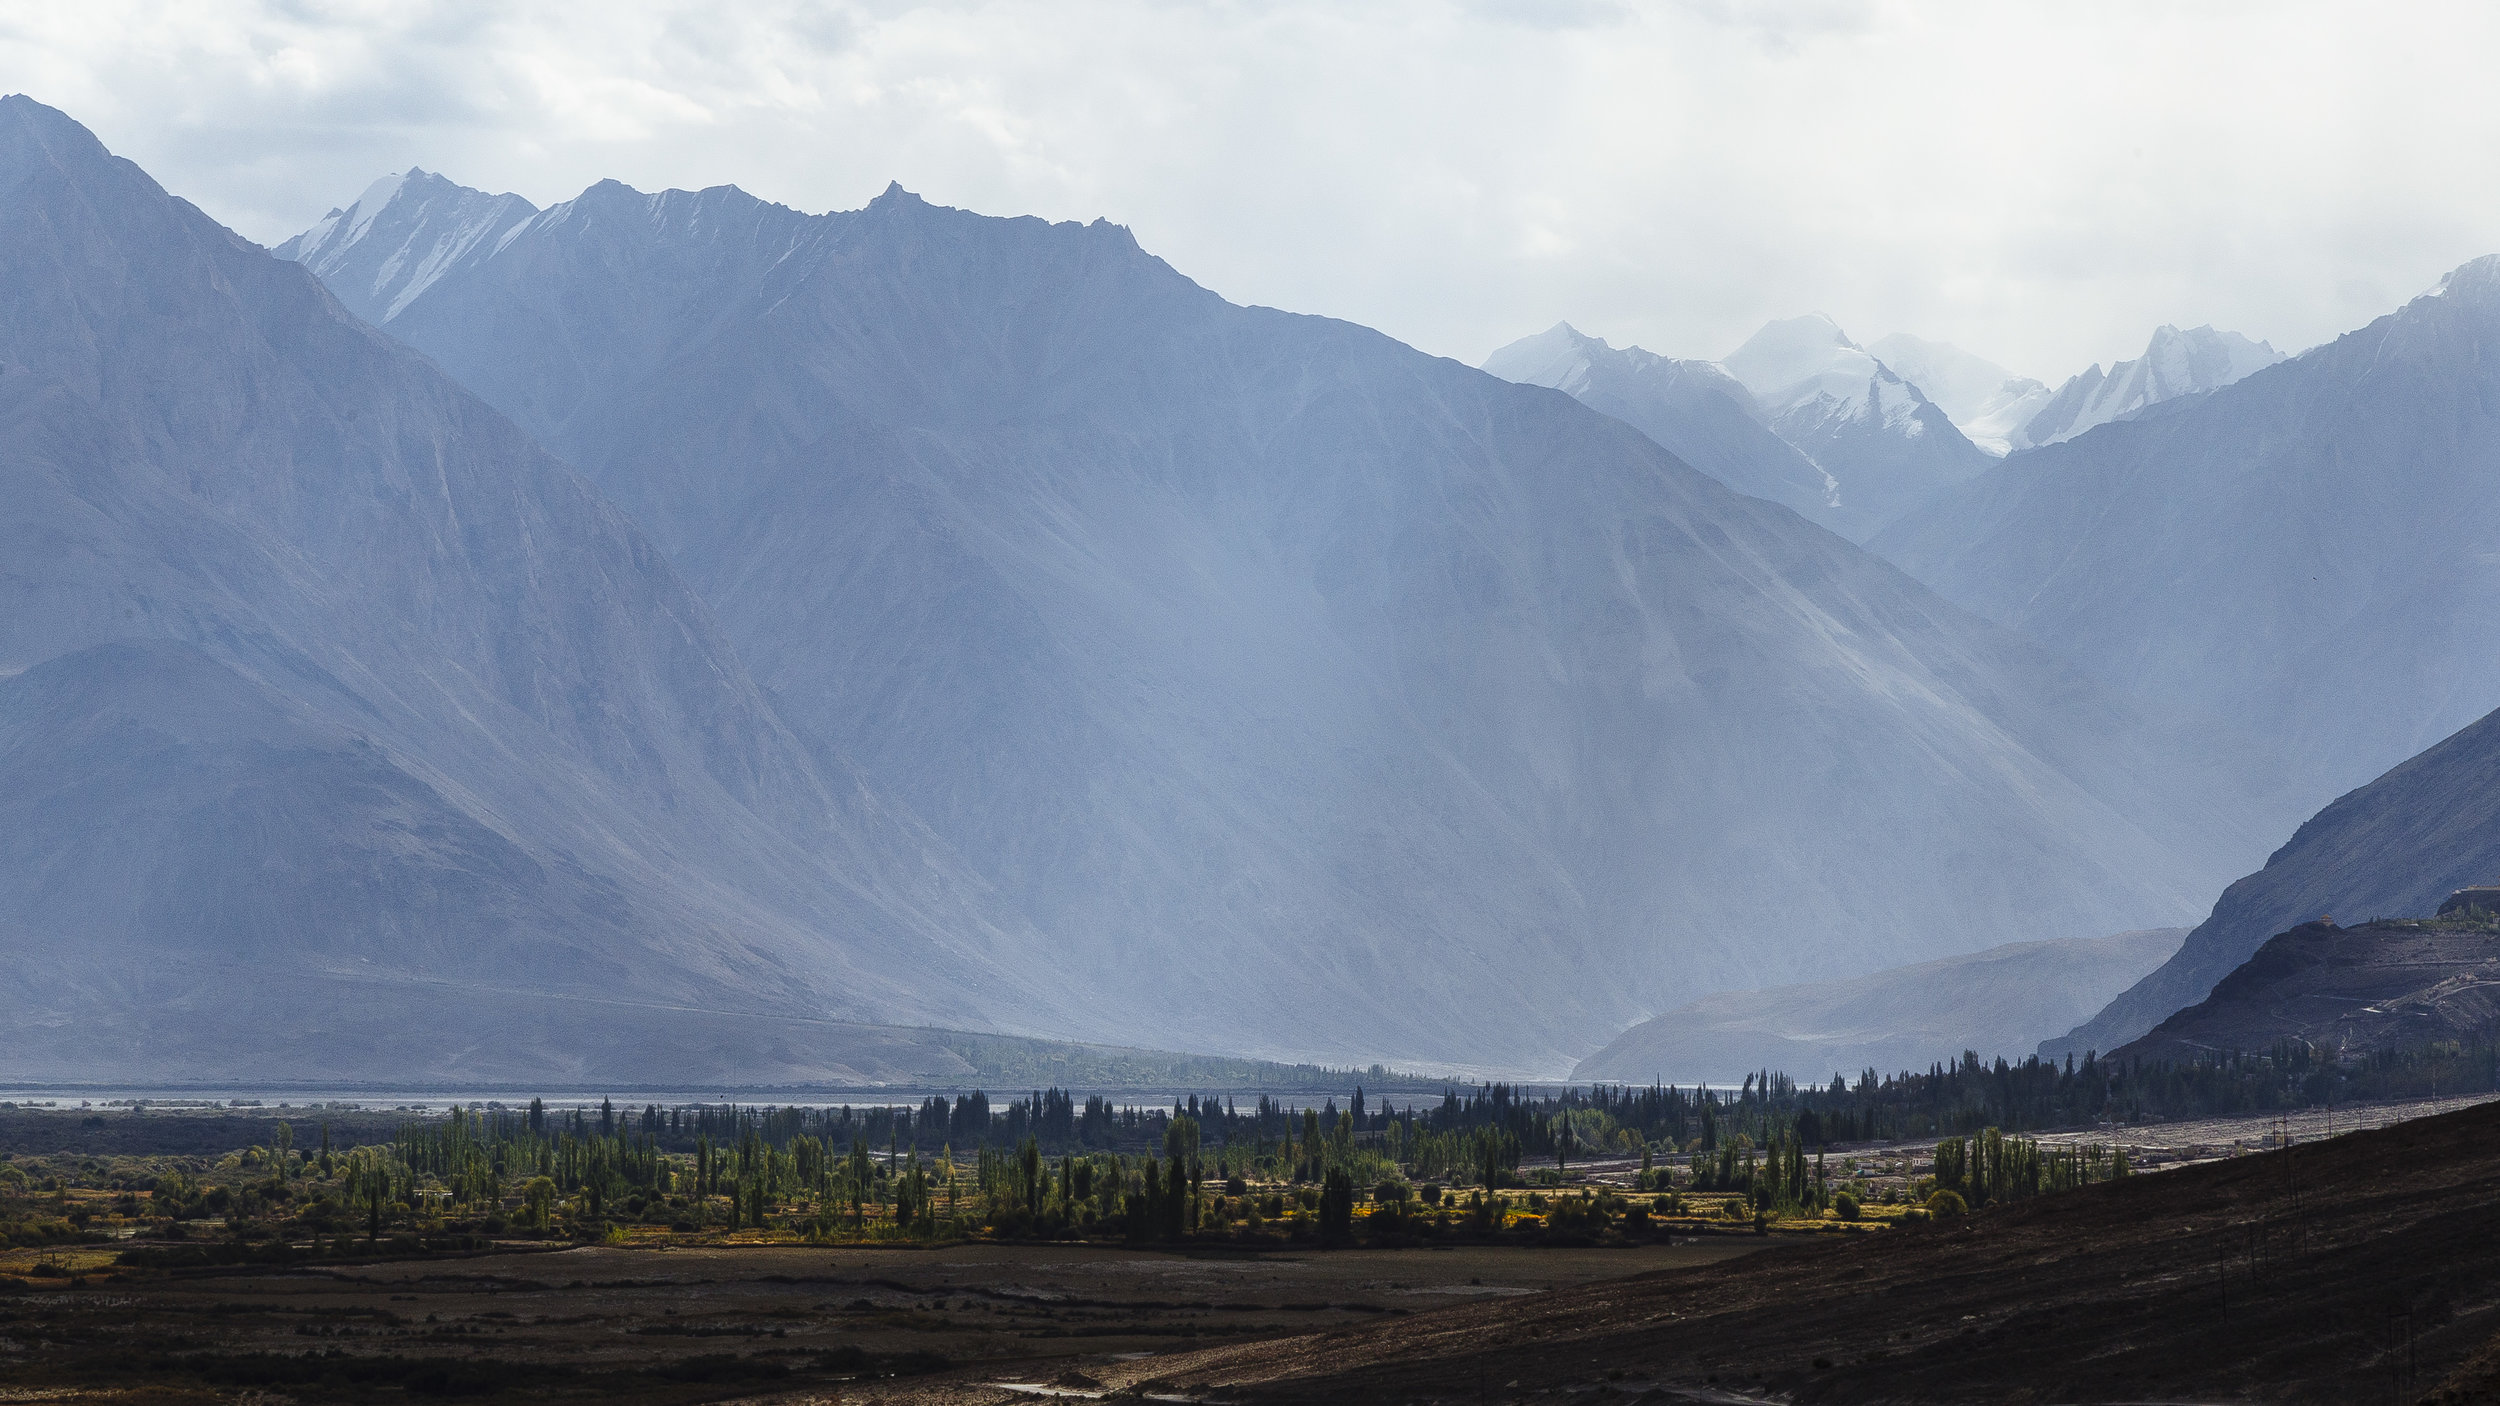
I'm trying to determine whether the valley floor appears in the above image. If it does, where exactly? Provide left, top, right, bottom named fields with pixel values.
left=0, top=1239, right=1767, bottom=1402
left=4, top=1093, right=2494, bottom=1403
left=897, top=1099, right=2500, bottom=1405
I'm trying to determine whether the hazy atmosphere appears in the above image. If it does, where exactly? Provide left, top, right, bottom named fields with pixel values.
left=8, top=5, right=2500, bottom=1401
left=8, top=1, right=2497, bottom=377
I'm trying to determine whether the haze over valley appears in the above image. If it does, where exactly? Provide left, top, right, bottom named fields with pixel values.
left=7, top=71, right=2500, bottom=1085
left=18, top=9, right=2500, bottom=1399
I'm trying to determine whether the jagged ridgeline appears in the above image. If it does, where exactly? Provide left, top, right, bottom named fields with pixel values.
left=260, top=143, right=2268, bottom=1073
left=1877, top=257, right=2500, bottom=828
left=0, top=94, right=1090, bottom=1084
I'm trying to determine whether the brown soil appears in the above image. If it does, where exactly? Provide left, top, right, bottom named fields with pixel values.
left=959, top=1098, right=2500, bottom=1405
left=0, top=1236, right=1762, bottom=1402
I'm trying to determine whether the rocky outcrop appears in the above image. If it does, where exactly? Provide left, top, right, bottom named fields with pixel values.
left=2111, top=915, right=2500, bottom=1063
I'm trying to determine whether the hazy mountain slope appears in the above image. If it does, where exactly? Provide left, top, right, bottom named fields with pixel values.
left=1874, top=262, right=2500, bottom=820
left=289, top=172, right=2267, bottom=1071
left=2014, top=324, right=2281, bottom=450
left=1574, top=928, right=2184, bottom=1084
left=2047, top=700, right=2500, bottom=1059
left=1864, top=333, right=2050, bottom=457
left=1481, top=322, right=1839, bottom=529
left=0, top=96, right=1067, bottom=1082
left=1720, top=315, right=1994, bottom=537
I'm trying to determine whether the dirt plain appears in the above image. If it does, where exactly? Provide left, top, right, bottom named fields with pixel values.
left=0, top=1236, right=1770, bottom=1402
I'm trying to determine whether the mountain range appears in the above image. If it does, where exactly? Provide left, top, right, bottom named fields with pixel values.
left=257, top=151, right=2278, bottom=1073
left=1875, top=260, right=2500, bottom=824
left=1484, top=315, right=1992, bottom=540
left=2012, top=324, right=2281, bottom=451
left=0, top=97, right=1094, bottom=1084
left=1478, top=323, right=1838, bottom=529
left=22, top=88, right=2486, bottom=1086
left=1863, top=334, right=2050, bottom=458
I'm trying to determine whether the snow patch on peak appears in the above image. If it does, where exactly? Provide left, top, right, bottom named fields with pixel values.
left=2014, top=325, right=2282, bottom=451
left=1719, top=314, right=1893, bottom=413
left=345, top=171, right=411, bottom=240
left=2432, top=253, right=2500, bottom=302
left=1866, top=333, right=2050, bottom=458
left=277, top=169, right=539, bottom=327
left=1481, top=322, right=1607, bottom=396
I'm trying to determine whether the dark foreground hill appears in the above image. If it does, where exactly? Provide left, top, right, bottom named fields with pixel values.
left=1110, top=1098, right=2500, bottom=1404
left=2051, top=695, right=2500, bottom=1060
left=2114, top=913, right=2500, bottom=1063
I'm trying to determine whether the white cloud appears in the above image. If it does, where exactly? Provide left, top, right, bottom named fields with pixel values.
left=4, top=0, right=2496, bottom=379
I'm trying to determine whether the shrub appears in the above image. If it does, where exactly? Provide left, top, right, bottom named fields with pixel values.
left=1833, top=1192, right=1860, bottom=1222
left=1721, top=1198, right=1747, bottom=1220
left=1925, top=1190, right=1968, bottom=1220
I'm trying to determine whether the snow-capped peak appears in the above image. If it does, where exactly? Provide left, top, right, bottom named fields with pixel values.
left=1720, top=313, right=1866, bottom=403
left=2014, top=325, right=2282, bottom=451
left=1721, top=314, right=1943, bottom=437
left=345, top=170, right=416, bottom=241
left=1480, top=322, right=1610, bottom=396
left=275, top=169, right=539, bottom=327
left=2428, top=253, right=2500, bottom=301
left=1865, top=333, right=2050, bottom=458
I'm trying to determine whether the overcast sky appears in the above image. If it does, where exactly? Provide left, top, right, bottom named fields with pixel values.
left=4, top=1, right=2493, bottom=381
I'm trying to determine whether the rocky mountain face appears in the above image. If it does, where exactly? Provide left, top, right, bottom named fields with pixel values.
left=2110, top=915, right=2500, bottom=1063
left=1863, top=333, right=2050, bottom=458
left=1574, top=928, right=2183, bottom=1084
left=1718, top=315, right=1995, bottom=538
left=2045, top=698, right=2500, bottom=1059
left=274, top=168, right=537, bottom=325
left=1875, top=262, right=2500, bottom=828
left=2013, top=324, right=2281, bottom=450
left=0, top=97, right=1081, bottom=1083
left=282, top=168, right=2267, bottom=1072
left=1481, top=322, right=1839, bottom=531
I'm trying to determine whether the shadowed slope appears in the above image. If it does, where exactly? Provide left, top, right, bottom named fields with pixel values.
left=283, top=171, right=2269, bottom=1070
left=1876, top=262, right=2500, bottom=820
left=2051, top=699, right=2500, bottom=1059
left=2113, top=915, right=2500, bottom=1063
left=0, top=97, right=1071, bottom=1080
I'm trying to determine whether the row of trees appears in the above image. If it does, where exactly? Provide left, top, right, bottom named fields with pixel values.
left=328, top=1028, right=2499, bottom=1233
left=1932, top=1128, right=2131, bottom=1209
